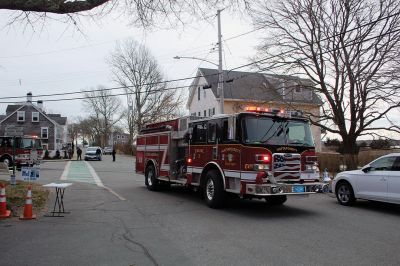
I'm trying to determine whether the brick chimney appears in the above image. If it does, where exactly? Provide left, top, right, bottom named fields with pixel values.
left=37, top=100, right=43, bottom=110
left=27, top=92, right=32, bottom=103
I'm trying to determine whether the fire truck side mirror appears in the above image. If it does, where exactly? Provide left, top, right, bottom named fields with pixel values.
left=184, top=128, right=192, bottom=143
left=184, top=133, right=190, bottom=143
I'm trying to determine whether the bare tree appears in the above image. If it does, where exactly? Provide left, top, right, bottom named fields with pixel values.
left=78, top=117, right=101, bottom=146
left=0, top=1, right=249, bottom=28
left=250, top=0, right=400, bottom=169
left=83, top=86, right=123, bottom=147
left=107, top=38, right=183, bottom=148
left=67, top=122, right=79, bottom=147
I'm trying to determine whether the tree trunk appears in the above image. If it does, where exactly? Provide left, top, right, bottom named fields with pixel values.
left=341, top=137, right=359, bottom=170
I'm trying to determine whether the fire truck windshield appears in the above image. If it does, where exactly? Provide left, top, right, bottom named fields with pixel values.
left=242, top=116, right=314, bottom=146
left=19, top=138, right=42, bottom=149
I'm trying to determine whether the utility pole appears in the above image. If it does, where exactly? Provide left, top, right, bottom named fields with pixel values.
left=217, top=9, right=224, bottom=114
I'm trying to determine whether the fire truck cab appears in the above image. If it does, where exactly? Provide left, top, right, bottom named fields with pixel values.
left=136, top=107, right=326, bottom=208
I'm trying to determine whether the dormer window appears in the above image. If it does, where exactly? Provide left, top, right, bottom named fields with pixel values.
left=17, top=111, right=25, bottom=122
left=295, top=85, right=302, bottom=93
left=32, top=112, right=39, bottom=122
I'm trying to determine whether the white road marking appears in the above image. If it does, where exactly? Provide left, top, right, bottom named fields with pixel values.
left=85, top=161, right=126, bottom=201
left=60, top=161, right=71, bottom=180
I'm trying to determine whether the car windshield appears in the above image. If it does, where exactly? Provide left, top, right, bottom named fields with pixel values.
left=86, top=147, right=98, bottom=152
left=242, top=116, right=314, bottom=146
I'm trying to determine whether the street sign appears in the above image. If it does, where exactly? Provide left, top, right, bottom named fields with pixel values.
left=4, top=131, right=24, bottom=137
left=4, top=126, right=24, bottom=137
left=21, top=166, right=40, bottom=181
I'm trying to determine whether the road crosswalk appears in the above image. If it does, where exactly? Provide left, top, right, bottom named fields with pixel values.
left=59, top=160, right=126, bottom=201
left=60, top=161, right=103, bottom=185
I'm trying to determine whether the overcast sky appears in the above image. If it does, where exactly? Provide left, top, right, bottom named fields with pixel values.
left=1, top=9, right=399, bottom=140
left=0, top=10, right=258, bottom=121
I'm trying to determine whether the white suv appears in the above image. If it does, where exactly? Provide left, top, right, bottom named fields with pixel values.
left=333, top=153, right=400, bottom=205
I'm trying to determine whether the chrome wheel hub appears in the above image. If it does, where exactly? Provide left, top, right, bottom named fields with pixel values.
left=147, top=170, right=153, bottom=186
left=338, top=185, right=350, bottom=203
left=206, top=179, right=215, bottom=201
left=3, top=158, right=10, bottom=167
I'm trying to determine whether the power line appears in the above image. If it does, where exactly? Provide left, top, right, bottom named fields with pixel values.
left=1, top=10, right=398, bottom=102
left=0, top=41, right=114, bottom=59
left=224, top=25, right=267, bottom=42
left=0, top=84, right=193, bottom=104
left=0, top=72, right=219, bottom=101
left=0, top=25, right=397, bottom=103
left=229, top=9, right=400, bottom=72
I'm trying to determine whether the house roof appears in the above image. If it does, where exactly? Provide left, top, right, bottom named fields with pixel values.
left=47, top=114, right=67, bottom=125
left=192, top=68, right=323, bottom=105
left=6, top=105, right=23, bottom=114
left=1, top=103, right=67, bottom=126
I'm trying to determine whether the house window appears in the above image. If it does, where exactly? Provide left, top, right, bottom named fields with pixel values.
left=198, top=112, right=201, bottom=117
left=121, top=135, right=125, bottom=139
left=32, top=112, right=39, bottom=122
left=212, top=108, right=215, bottom=115
left=41, top=127, right=48, bottom=139
left=17, top=111, right=25, bottom=122
left=117, top=135, right=120, bottom=139
left=198, top=87, right=201, bottom=101
left=204, top=110, right=207, bottom=117
left=295, top=85, right=302, bottom=93
left=191, top=113, right=196, bottom=117
left=208, top=109, right=211, bottom=116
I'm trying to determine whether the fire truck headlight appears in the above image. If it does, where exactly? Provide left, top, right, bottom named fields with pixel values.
left=305, top=164, right=318, bottom=171
left=16, top=154, right=29, bottom=159
left=254, top=164, right=270, bottom=171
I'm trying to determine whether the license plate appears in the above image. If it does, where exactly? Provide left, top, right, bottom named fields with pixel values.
left=292, top=185, right=305, bottom=193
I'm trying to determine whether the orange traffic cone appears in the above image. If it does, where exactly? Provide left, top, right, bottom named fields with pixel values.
left=0, top=184, right=11, bottom=218
left=20, top=185, right=36, bottom=220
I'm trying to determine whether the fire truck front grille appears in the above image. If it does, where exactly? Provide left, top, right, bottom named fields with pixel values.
left=273, top=153, right=301, bottom=180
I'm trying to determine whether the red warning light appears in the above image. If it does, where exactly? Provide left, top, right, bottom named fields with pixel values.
left=255, top=154, right=270, bottom=163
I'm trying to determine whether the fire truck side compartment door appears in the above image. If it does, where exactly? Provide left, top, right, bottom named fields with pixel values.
left=208, top=121, right=218, bottom=160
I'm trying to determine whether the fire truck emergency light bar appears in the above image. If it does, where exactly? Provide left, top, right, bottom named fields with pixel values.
left=244, top=106, right=304, bottom=118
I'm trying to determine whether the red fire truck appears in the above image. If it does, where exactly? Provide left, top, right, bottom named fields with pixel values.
left=0, top=135, right=43, bottom=168
left=136, top=107, right=326, bottom=208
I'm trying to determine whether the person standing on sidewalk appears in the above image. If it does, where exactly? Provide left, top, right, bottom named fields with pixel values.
left=77, top=147, right=82, bottom=161
left=96, top=147, right=102, bottom=161
left=112, top=148, right=116, bottom=162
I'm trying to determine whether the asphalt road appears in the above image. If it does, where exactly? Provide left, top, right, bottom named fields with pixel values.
left=1, top=155, right=400, bottom=266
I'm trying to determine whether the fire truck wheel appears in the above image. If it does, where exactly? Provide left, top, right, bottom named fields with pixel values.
left=204, top=170, right=225, bottom=208
left=265, top=195, right=287, bottom=205
left=1, top=156, right=12, bottom=167
left=145, top=164, right=159, bottom=191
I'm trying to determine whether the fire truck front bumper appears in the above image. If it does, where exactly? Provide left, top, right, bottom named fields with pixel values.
left=245, top=182, right=329, bottom=196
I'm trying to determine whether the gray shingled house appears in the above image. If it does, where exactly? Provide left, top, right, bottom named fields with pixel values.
left=186, top=68, right=323, bottom=151
left=0, top=93, right=68, bottom=155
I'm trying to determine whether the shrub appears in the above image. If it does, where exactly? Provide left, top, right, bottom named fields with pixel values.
left=44, top=149, right=50, bottom=159
left=370, top=139, right=391, bottom=149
